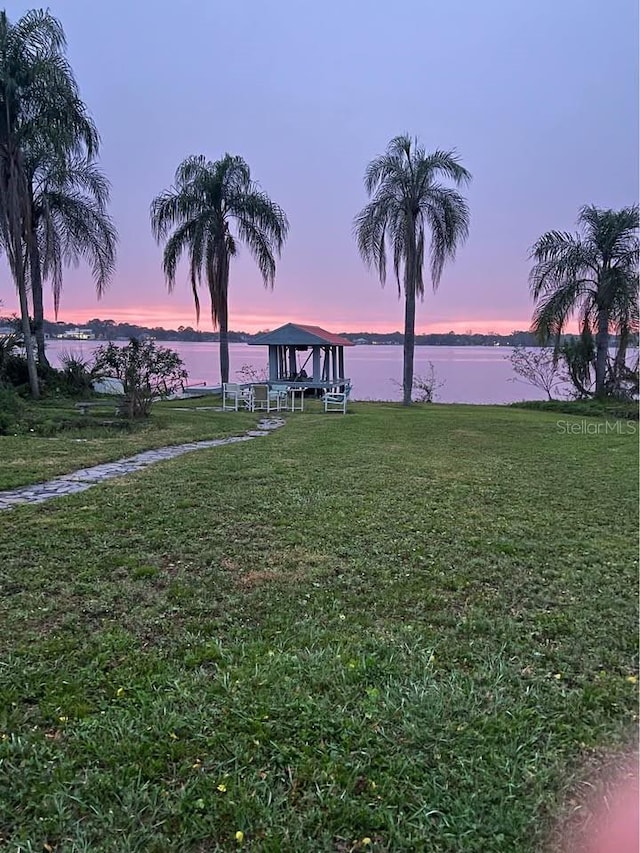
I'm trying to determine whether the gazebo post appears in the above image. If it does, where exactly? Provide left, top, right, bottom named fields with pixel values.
left=338, top=348, right=344, bottom=379
left=288, top=346, right=297, bottom=378
left=268, top=346, right=278, bottom=381
left=312, top=347, right=321, bottom=382
left=331, top=347, right=338, bottom=383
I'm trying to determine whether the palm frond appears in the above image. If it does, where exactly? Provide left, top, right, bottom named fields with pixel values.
left=39, top=189, right=116, bottom=303
left=531, top=283, right=585, bottom=343
left=0, top=6, right=105, bottom=330
left=235, top=217, right=277, bottom=286
left=151, top=153, right=288, bottom=329
left=422, top=185, right=470, bottom=288
left=228, top=187, right=289, bottom=254
left=416, top=149, right=472, bottom=188
left=150, top=188, right=204, bottom=240
left=355, top=137, right=471, bottom=298
left=529, top=205, right=638, bottom=359
left=161, top=219, right=202, bottom=291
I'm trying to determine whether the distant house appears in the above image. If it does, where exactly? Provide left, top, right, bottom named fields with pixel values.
left=56, top=327, right=96, bottom=340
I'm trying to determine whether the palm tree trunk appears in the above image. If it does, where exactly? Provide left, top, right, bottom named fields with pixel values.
left=219, top=306, right=229, bottom=385
left=402, top=223, right=418, bottom=406
left=595, top=307, right=609, bottom=399
left=218, top=261, right=230, bottom=385
left=403, top=286, right=416, bottom=406
left=610, top=328, right=629, bottom=397
left=2, top=143, right=39, bottom=396
left=16, top=268, right=40, bottom=398
left=30, top=230, right=50, bottom=369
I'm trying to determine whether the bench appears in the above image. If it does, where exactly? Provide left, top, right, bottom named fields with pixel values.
left=75, top=402, right=105, bottom=415
left=76, top=398, right=131, bottom=417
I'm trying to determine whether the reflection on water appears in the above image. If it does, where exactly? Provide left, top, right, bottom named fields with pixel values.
left=46, top=340, right=575, bottom=404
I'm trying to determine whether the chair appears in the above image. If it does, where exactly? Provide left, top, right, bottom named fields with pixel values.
left=223, top=382, right=252, bottom=411
left=251, top=384, right=276, bottom=412
left=322, top=383, right=351, bottom=414
left=270, top=384, right=290, bottom=411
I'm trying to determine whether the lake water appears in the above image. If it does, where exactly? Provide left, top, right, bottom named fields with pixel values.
left=45, top=339, right=565, bottom=404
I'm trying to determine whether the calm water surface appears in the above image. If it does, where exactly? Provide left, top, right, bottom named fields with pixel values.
left=45, top=340, right=561, bottom=404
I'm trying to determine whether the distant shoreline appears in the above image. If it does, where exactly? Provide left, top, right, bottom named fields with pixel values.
left=43, top=336, right=536, bottom=348
left=3, top=317, right=636, bottom=349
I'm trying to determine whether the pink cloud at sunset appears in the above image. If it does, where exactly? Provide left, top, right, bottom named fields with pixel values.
left=39, top=300, right=535, bottom=336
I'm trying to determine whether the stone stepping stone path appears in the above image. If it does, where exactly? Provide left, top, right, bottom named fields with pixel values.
left=0, top=417, right=285, bottom=511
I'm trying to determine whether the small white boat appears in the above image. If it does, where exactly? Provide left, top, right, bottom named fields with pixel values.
left=181, top=382, right=221, bottom=398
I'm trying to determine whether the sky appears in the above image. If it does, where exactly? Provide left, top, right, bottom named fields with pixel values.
left=1, top=0, right=638, bottom=333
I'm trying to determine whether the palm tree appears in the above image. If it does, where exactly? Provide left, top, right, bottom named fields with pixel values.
left=150, top=154, right=289, bottom=384
left=354, top=135, right=471, bottom=405
left=29, top=155, right=117, bottom=367
left=0, top=9, right=98, bottom=396
left=529, top=205, right=639, bottom=398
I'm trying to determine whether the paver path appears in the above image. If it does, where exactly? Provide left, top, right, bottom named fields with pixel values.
left=0, top=416, right=285, bottom=511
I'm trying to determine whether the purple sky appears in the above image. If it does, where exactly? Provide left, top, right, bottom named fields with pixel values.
left=2, top=0, right=639, bottom=332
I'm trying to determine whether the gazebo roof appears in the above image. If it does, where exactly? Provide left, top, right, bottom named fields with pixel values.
left=250, top=323, right=354, bottom=347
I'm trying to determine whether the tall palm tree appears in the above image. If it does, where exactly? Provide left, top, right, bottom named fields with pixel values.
left=354, top=135, right=471, bottom=405
left=0, top=9, right=98, bottom=396
left=150, top=154, right=289, bottom=384
left=529, top=205, right=639, bottom=398
left=28, top=155, right=117, bottom=367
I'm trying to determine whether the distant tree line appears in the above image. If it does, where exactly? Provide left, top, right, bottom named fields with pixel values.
left=3, top=316, right=634, bottom=350
left=42, top=318, right=247, bottom=343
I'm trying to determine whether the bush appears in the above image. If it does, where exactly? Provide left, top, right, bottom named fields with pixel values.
left=510, top=399, right=639, bottom=420
left=508, top=346, right=569, bottom=400
left=0, top=332, right=32, bottom=393
left=58, top=350, right=95, bottom=396
left=92, top=338, right=188, bottom=418
left=0, top=332, right=23, bottom=379
left=391, top=364, right=445, bottom=403
left=236, top=363, right=269, bottom=383
left=0, top=387, right=24, bottom=434
left=0, top=335, right=64, bottom=396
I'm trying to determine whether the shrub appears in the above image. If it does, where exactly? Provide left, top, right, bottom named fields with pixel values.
left=508, top=346, right=570, bottom=400
left=510, top=399, right=639, bottom=420
left=236, top=363, right=269, bottom=383
left=58, top=350, right=95, bottom=396
left=0, top=387, right=24, bottom=434
left=392, top=363, right=444, bottom=403
left=92, top=338, right=188, bottom=418
left=0, top=332, right=22, bottom=379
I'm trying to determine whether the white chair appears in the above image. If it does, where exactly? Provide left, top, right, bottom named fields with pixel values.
left=270, top=384, right=290, bottom=411
left=251, top=384, right=276, bottom=412
left=322, top=383, right=351, bottom=414
left=223, top=382, right=252, bottom=411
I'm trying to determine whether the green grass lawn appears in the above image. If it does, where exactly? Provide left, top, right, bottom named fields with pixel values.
left=0, top=396, right=255, bottom=490
left=0, top=404, right=637, bottom=851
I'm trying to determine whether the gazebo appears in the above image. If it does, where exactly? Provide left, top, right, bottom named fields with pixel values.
left=249, top=323, right=354, bottom=391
